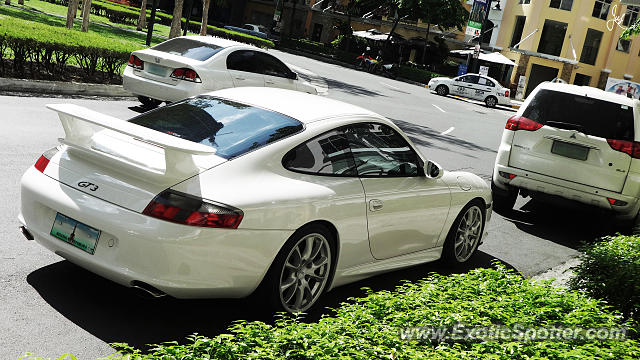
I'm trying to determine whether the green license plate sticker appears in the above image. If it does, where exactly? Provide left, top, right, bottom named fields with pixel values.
left=551, top=141, right=589, bottom=161
left=50, top=213, right=101, bottom=255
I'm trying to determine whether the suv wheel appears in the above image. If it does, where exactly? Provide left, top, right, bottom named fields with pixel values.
left=491, top=180, right=518, bottom=213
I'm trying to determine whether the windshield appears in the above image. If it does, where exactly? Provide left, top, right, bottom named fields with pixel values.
left=151, top=38, right=223, bottom=61
left=523, top=89, right=635, bottom=141
left=129, top=96, right=304, bottom=159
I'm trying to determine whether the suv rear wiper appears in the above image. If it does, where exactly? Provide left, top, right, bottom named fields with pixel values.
left=545, top=121, right=584, bottom=132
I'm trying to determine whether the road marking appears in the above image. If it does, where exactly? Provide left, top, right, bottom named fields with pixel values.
left=440, top=126, right=455, bottom=135
left=380, top=82, right=401, bottom=90
left=432, top=104, right=446, bottom=113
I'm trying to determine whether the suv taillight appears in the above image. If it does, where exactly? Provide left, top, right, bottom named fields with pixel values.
left=170, top=68, right=201, bottom=83
left=128, top=55, right=143, bottom=70
left=505, top=115, right=543, bottom=131
left=143, top=190, right=243, bottom=229
left=34, top=147, right=59, bottom=173
left=606, top=139, right=640, bottom=159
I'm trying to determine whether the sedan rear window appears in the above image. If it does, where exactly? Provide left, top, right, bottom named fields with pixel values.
left=129, top=96, right=304, bottom=159
left=151, top=38, right=223, bottom=61
left=523, top=89, right=635, bottom=141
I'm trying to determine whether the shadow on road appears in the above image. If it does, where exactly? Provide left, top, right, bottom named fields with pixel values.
left=27, top=250, right=512, bottom=352
left=391, top=119, right=497, bottom=157
left=497, top=197, right=630, bottom=250
left=321, top=77, right=384, bottom=97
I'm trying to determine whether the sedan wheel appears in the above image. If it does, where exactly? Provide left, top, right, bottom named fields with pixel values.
left=443, top=201, right=484, bottom=264
left=137, top=96, right=162, bottom=108
left=269, top=226, right=333, bottom=313
left=436, top=85, right=449, bottom=96
left=485, top=96, right=497, bottom=108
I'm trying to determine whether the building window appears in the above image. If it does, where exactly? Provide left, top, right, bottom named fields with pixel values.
left=573, top=73, right=592, bottom=86
left=624, top=6, right=639, bottom=27
left=617, top=39, right=632, bottom=53
left=537, top=20, right=567, bottom=56
left=510, top=16, right=526, bottom=48
left=550, top=0, right=573, bottom=11
left=592, top=0, right=612, bottom=20
left=579, top=28, right=603, bottom=65
left=519, top=0, right=531, bottom=4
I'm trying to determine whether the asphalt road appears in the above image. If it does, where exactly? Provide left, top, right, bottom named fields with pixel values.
left=0, top=51, right=626, bottom=359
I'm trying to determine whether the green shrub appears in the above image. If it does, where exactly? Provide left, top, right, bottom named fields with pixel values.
left=20, top=265, right=638, bottom=359
left=397, top=65, right=447, bottom=84
left=569, top=234, right=640, bottom=322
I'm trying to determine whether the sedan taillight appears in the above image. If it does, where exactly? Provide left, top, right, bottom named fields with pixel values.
left=128, top=55, right=143, bottom=70
left=143, top=190, right=243, bottom=229
left=505, top=115, right=543, bottom=131
left=34, top=147, right=59, bottom=173
left=504, top=89, right=510, bottom=97
left=170, top=68, right=202, bottom=83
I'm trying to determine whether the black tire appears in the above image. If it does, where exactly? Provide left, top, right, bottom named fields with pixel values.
left=491, top=180, right=518, bottom=213
left=436, top=84, right=449, bottom=96
left=485, top=96, right=498, bottom=108
left=442, top=200, right=485, bottom=265
left=263, top=224, right=335, bottom=314
left=137, top=95, right=162, bottom=108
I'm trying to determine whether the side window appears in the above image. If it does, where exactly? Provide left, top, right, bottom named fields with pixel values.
left=256, top=52, right=291, bottom=78
left=344, top=123, right=419, bottom=177
left=226, top=50, right=260, bottom=74
left=282, top=129, right=357, bottom=176
left=464, top=75, right=480, bottom=84
left=478, top=77, right=495, bottom=87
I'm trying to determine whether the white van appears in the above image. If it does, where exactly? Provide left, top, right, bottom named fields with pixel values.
left=492, top=82, right=640, bottom=220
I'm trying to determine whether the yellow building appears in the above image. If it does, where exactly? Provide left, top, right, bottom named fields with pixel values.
left=496, top=0, right=640, bottom=98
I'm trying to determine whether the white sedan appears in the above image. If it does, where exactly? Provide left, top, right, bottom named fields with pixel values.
left=19, top=88, right=492, bottom=313
left=123, top=36, right=317, bottom=107
left=428, top=73, right=511, bottom=108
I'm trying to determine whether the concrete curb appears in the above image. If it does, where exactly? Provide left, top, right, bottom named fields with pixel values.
left=0, top=78, right=134, bottom=97
left=531, top=256, right=580, bottom=287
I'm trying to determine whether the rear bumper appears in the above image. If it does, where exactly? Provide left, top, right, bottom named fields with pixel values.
left=122, top=66, right=203, bottom=102
left=19, top=167, right=292, bottom=298
left=493, top=164, right=640, bottom=219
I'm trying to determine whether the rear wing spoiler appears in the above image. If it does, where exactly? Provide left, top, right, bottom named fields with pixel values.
left=47, top=104, right=218, bottom=182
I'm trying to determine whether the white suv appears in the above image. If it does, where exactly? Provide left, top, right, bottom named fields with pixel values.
left=492, top=82, right=640, bottom=220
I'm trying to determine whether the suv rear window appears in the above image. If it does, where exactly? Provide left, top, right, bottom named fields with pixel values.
left=151, top=38, right=223, bottom=61
left=523, top=89, right=635, bottom=141
left=129, top=96, right=303, bottom=159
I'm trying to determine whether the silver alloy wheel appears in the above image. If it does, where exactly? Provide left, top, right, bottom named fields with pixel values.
left=454, top=206, right=483, bottom=262
left=437, top=85, right=447, bottom=95
left=279, top=233, right=331, bottom=313
left=486, top=96, right=497, bottom=107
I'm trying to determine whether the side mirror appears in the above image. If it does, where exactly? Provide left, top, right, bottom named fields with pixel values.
left=288, top=71, right=298, bottom=80
left=423, top=160, right=443, bottom=179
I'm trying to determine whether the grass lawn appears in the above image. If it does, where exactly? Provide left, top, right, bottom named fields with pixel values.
left=14, top=0, right=172, bottom=39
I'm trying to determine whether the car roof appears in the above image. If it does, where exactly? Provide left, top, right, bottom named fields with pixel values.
left=207, top=87, right=381, bottom=124
left=173, top=35, right=253, bottom=49
left=535, top=82, right=638, bottom=106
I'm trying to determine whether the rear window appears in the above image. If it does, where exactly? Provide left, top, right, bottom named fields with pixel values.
left=524, top=89, right=635, bottom=141
left=129, top=96, right=304, bottom=159
left=151, top=38, right=223, bottom=61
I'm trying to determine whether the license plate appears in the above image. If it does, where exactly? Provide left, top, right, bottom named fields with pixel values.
left=551, top=140, right=589, bottom=161
left=50, top=213, right=101, bottom=255
left=146, top=63, right=166, bottom=76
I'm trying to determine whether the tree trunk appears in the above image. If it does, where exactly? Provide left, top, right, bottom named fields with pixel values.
left=169, top=0, right=185, bottom=39
left=421, top=23, right=430, bottom=64
left=288, top=0, right=298, bottom=36
left=200, top=0, right=210, bottom=36
left=384, top=8, right=399, bottom=49
left=136, top=0, right=148, bottom=31
left=81, top=0, right=91, bottom=32
left=65, top=0, right=80, bottom=29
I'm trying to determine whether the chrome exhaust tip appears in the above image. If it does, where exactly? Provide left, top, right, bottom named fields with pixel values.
left=19, top=226, right=34, bottom=241
left=130, top=281, right=167, bottom=298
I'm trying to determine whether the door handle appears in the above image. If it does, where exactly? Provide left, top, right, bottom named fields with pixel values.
left=235, top=77, right=245, bottom=81
left=369, top=199, right=383, bottom=211
left=266, top=80, right=275, bottom=85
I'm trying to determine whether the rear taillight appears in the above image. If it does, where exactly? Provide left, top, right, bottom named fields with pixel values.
left=128, top=55, right=143, bottom=70
left=170, top=68, right=201, bottom=83
left=34, top=147, right=59, bottom=173
left=505, top=115, right=543, bottom=131
left=143, top=190, right=243, bottom=229
left=498, top=171, right=516, bottom=180
left=607, top=197, right=628, bottom=206
left=607, top=139, right=640, bottom=159
left=504, top=89, right=510, bottom=97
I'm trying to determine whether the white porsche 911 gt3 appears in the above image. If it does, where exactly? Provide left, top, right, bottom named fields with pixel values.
left=19, top=88, right=492, bottom=313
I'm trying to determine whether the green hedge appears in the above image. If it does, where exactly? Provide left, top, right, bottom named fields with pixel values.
left=569, top=234, right=640, bottom=323
left=21, top=265, right=639, bottom=359
left=397, top=65, right=447, bottom=84
left=0, top=6, right=142, bottom=81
